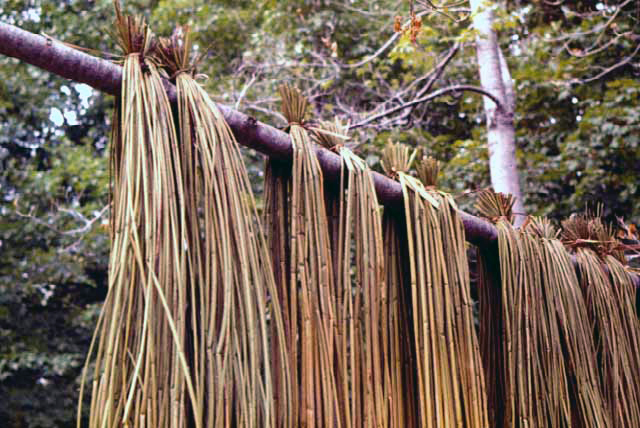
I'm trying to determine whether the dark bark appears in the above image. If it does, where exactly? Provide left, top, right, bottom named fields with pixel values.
left=0, top=21, right=500, bottom=248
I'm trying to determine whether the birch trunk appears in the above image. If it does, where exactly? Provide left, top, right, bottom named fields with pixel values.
left=470, top=0, right=526, bottom=225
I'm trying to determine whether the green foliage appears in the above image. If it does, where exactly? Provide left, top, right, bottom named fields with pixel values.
left=0, top=142, right=109, bottom=427
left=1, top=0, right=639, bottom=425
left=509, top=0, right=640, bottom=221
left=0, top=2, right=118, bottom=425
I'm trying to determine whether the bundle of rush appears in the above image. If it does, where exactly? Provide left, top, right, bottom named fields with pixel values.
left=79, top=8, right=289, bottom=427
left=562, top=211, right=640, bottom=428
left=312, top=120, right=390, bottom=426
left=476, top=192, right=611, bottom=427
left=79, top=9, right=198, bottom=428
left=382, top=144, right=488, bottom=427
left=263, top=85, right=338, bottom=427
left=379, top=144, right=420, bottom=426
left=153, top=26, right=291, bottom=427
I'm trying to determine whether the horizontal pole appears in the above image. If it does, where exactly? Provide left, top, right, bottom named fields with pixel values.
left=0, top=21, right=637, bottom=288
left=0, top=21, right=499, bottom=246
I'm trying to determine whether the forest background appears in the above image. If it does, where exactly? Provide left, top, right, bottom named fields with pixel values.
left=0, top=0, right=638, bottom=426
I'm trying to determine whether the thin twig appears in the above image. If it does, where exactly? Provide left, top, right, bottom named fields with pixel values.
left=340, top=10, right=431, bottom=69
left=349, top=84, right=503, bottom=129
left=570, top=41, right=640, bottom=84
left=234, top=72, right=258, bottom=110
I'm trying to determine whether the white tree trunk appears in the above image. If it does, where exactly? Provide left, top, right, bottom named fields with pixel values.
left=470, top=0, right=526, bottom=225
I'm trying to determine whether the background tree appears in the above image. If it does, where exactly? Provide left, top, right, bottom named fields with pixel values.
left=470, top=0, right=525, bottom=224
left=0, top=0, right=638, bottom=426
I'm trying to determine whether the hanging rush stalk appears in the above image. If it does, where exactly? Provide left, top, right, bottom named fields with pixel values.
left=313, top=120, right=390, bottom=427
left=263, top=84, right=339, bottom=427
left=154, top=27, right=291, bottom=427
left=563, top=213, right=640, bottom=428
left=383, top=144, right=488, bottom=427
left=379, top=145, right=420, bottom=427
left=79, top=6, right=199, bottom=427
left=80, top=10, right=291, bottom=426
left=477, top=193, right=612, bottom=427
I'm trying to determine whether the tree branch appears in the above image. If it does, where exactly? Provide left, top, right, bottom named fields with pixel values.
left=570, top=41, right=640, bottom=84
left=405, top=42, right=460, bottom=125
left=0, top=21, right=499, bottom=249
left=348, top=84, right=503, bottom=129
left=339, top=10, right=431, bottom=69
left=0, top=21, right=638, bottom=288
